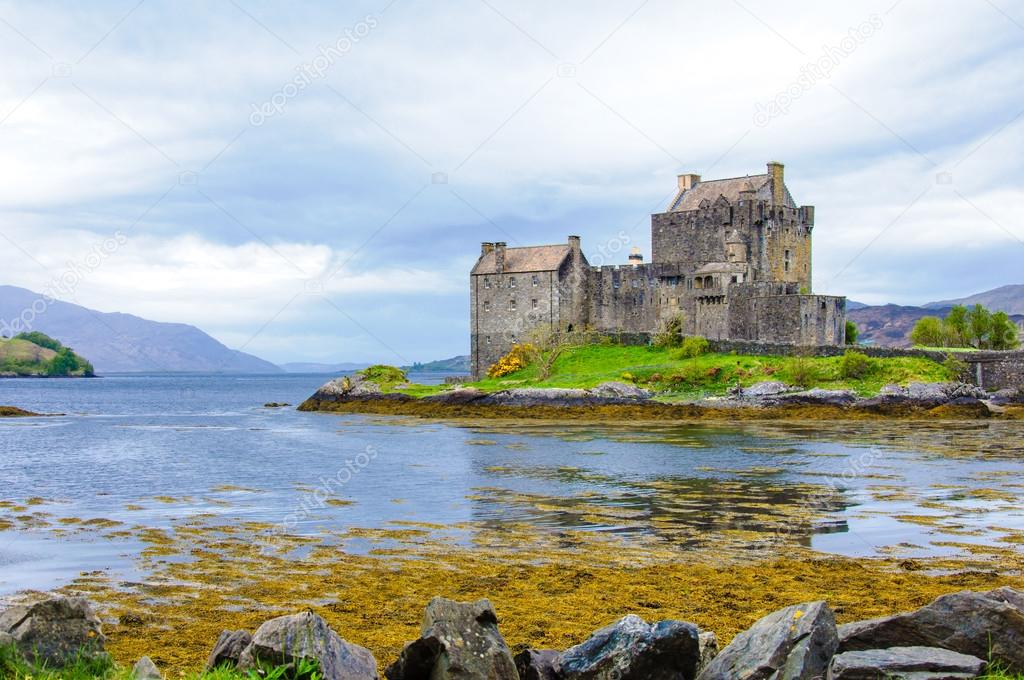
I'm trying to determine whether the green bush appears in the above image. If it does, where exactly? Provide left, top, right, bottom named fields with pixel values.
left=652, top=312, right=686, bottom=348
left=943, top=353, right=969, bottom=382
left=14, top=331, right=63, bottom=351
left=838, top=350, right=873, bottom=379
left=784, top=355, right=822, bottom=388
left=673, top=336, right=710, bottom=359
left=359, top=364, right=407, bottom=384
left=844, top=320, right=859, bottom=345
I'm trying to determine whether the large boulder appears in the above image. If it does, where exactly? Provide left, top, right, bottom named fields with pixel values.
left=132, top=656, right=163, bottom=679
left=828, top=646, right=985, bottom=680
left=385, top=597, right=517, bottom=680
left=237, top=611, right=377, bottom=680
left=205, top=629, right=253, bottom=671
left=589, top=382, right=652, bottom=400
left=698, top=601, right=838, bottom=680
left=837, top=589, right=1024, bottom=671
left=0, top=596, right=106, bottom=667
left=698, top=631, right=719, bottom=674
left=515, top=649, right=562, bottom=680
left=559, top=614, right=701, bottom=680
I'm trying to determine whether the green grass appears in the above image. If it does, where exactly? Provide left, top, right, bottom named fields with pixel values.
left=392, top=344, right=954, bottom=401
left=0, top=336, right=94, bottom=377
left=0, top=643, right=321, bottom=679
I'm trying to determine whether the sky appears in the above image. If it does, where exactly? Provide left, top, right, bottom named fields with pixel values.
left=0, top=0, right=1022, bottom=365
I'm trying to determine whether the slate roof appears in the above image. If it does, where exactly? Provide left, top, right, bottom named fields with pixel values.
left=694, top=261, right=749, bottom=275
left=667, top=174, right=795, bottom=212
left=472, top=244, right=571, bottom=275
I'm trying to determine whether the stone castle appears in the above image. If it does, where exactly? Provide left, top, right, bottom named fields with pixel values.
left=470, top=162, right=847, bottom=377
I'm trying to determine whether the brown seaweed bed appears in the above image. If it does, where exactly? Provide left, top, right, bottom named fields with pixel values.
left=1, top=505, right=1021, bottom=677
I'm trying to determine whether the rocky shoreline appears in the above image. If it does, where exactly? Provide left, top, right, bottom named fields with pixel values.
left=299, top=375, right=1024, bottom=420
left=5, top=588, right=1024, bottom=679
left=0, top=405, right=43, bottom=417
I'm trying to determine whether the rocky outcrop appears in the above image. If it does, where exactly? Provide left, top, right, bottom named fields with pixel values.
left=132, top=655, right=163, bottom=679
left=828, top=646, right=985, bottom=680
left=385, top=597, right=517, bottom=680
left=236, top=611, right=377, bottom=680
left=837, top=589, right=1024, bottom=671
left=515, top=649, right=561, bottom=680
left=559, top=614, right=702, bottom=680
left=698, top=601, right=838, bottom=680
left=205, top=629, right=253, bottom=671
left=0, top=596, right=106, bottom=667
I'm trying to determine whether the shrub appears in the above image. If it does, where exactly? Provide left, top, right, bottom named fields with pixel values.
left=674, top=335, right=710, bottom=359
left=838, top=350, right=873, bottom=379
left=910, top=316, right=946, bottom=347
left=943, top=354, right=969, bottom=382
left=487, top=344, right=536, bottom=379
left=14, top=331, right=63, bottom=351
left=653, top=312, right=686, bottom=348
left=844, top=320, right=859, bottom=345
left=360, top=364, right=407, bottom=384
left=785, top=355, right=822, bottom=388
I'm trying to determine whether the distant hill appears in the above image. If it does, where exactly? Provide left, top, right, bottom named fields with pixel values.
left=0, top=331, right=94, bottom=377
left=280, top=362, right=369, bottom=374
left=849, top=283, right=1024, bottom=347
left=0, top=285, right=281, bottom=374
left=924, top=284, right=1024, bottom=315
left=405, top=355, right=470, bottom=373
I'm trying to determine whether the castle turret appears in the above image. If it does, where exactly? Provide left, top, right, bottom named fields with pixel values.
left=628, top=246, right=644, bottom=265
left=726, top=230, right=747, bottom=263
left=768, top=161, right=785, bottom=205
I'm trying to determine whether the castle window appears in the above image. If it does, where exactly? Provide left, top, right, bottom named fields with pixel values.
left=531, top=299, right=538, bottom=310
left=483, top=301, right=491, bottom=312
left=486, top=336, right=492, bottom=345
left=784, top=249, right=791, bottom=272
left=532, top=275, right=539, bottom=287
left=508, top=299, right=516, bottom=312
left=509, top=277, right=517, bottom=288
left=483, top=278, right=491, bottom=289
left=731, top=276, right=738, bottom=284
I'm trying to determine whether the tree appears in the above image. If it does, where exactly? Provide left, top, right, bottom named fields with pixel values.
left=944, top=305, right=969, bottom=346
left=910, top=316, right=946, bottom=347
left=966, top=304, right=992, bottom=348
left=46, top=347, right=79, bottom=376
left=15, top=331, right=63, bottom=351
left=990, top=311, right=1020, bottom=350
left=523, top=324, right=591, bottom=379
left=845, top=320, right=859, bottom=345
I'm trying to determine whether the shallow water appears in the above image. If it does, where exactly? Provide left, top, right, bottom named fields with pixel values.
left=1, top=373, right=1023, bottom=596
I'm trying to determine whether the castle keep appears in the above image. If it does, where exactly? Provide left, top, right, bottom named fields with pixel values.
left=470, top=162, right=847, bottom=377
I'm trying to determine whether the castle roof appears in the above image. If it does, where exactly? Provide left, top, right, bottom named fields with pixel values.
left=695, top=261, right=748, bottom=275
left=667, top=173, right=795, bottom=212
left=472, top=244, right=571, bottom=275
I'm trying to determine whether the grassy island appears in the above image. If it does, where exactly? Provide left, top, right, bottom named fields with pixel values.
left=0, top=332, right=94, bottom=377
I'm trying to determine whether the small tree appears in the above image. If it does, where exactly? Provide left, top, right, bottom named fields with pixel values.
left=966, top=304, right=992, bottom=348
left=910, top=316, right=946, bottom=347
left=990, top=311, right=1020, bottom=350
left=652, top=312, right=686, bottom=348
left=944, top=305, right=969, bottom=346
left=523, top=324, right=591, bottom=379
left=844, top=320, right=859, bottom=345
left=46, top=347, right=78, bottom=376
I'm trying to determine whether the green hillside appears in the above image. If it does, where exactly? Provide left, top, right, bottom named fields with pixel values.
left=0, top=332, right=95, bottom=377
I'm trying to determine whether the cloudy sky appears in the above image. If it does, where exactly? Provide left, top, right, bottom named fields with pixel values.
left=0, top=0, right=1022, bottom=364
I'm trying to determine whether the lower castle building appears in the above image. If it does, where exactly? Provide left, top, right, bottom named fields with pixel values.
left=470, top=162, right=847, bottom=377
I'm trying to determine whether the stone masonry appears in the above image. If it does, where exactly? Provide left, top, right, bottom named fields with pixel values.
left=470, top=162, right=847, bottom=377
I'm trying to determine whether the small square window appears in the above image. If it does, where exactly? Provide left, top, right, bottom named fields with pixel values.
left=509, top=277, right=517, bottom=288
left=509, top=299, right=516, bottom=311
left=531, top=299, right=538, bottom=310
left=484, top=278, right=491, bottom=289
left=483, top=301, right=491, bottom=312
left=532, top=275, right=539, bottom=287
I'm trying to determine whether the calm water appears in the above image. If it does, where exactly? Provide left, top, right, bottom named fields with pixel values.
left=2, top=374, right=1023, bottom=596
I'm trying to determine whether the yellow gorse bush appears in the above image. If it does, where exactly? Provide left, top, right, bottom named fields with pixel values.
left=487, top=343, right=537, bottom=378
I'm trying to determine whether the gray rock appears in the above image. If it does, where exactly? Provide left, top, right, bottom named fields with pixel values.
left=0, top=630, right=14, bottom=648
left=984, top=585, right=1024, bottom=611
left=515, top=649, right=562, bottom=680
left=589, top=382, right=652, bottom=400
left=698, top=631, right=719, bottom=674
left=789, top=389, right=858, bottom=405
left=237, top=611, right=377, bottom=680
left=385, top=597, right=517, bottom=680
left=559, top=614, right=701, bottom=680
left=742, top=381, right=793, bottom=397
left=698, top=601, right=838, bottom=680
left=837, top=589, right=1024, bottom=671
left=879, top=384, right=908, bottom=397
left=0, top=596, right=106, bottom=667
left=132, top=656, right=163, bottom=679
left=828, top=646, right=985, bottom=680
left=906, top=382, right=948, bottom=401
left=423, top=387, right=485, bottom=404
left=205, top=629, right=253, bottom=671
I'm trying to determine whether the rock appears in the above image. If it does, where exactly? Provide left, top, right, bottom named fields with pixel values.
left=589, top=382, right=652, bottom=400
left=698, top=631, right=719, bottom=674
left=828, top=646, right=985, bottom=680
left=906, top=382, right=949, bottom=402
left=742, top=381, right=792, bottom=397
left=984, top=585, right=1024, bottom=611
left=788, top=389, right=858, bottom=406
left=838, top=590, right=1024, bottom=670
left=559, top=614, right=701, bottom=680
left=423, top=387, right=485, bottom=404
left=515, top=649, right=562, bottom=680
left=879, top=384, right=908, bottom=397
left=205, top=629, right=253, bottom=671
left=698, top=601, right=838, bottom=680
left=0, top=596, right=106, bottom=667
left=0, top=630, right=14, bottom=648
left=237, top=611, right=377, bottom=680
left=385, top=597, right=517, bottom=680
left=132, top=656, right=163, bottom=679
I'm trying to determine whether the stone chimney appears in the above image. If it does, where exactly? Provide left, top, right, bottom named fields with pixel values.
left=568, top=235, right=581, bottom=253
left=494, top=242, right=506, bottom=273
left=677, top=174, right=701, bottom=192
left=767, top=161, right=785, bottom=205
left=481, top=242, right=495, bottom=257
left=628, top=246, right=644, bottom=265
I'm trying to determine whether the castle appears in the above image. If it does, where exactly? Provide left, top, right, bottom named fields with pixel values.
left=470, top=162, right=847, bottom=377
